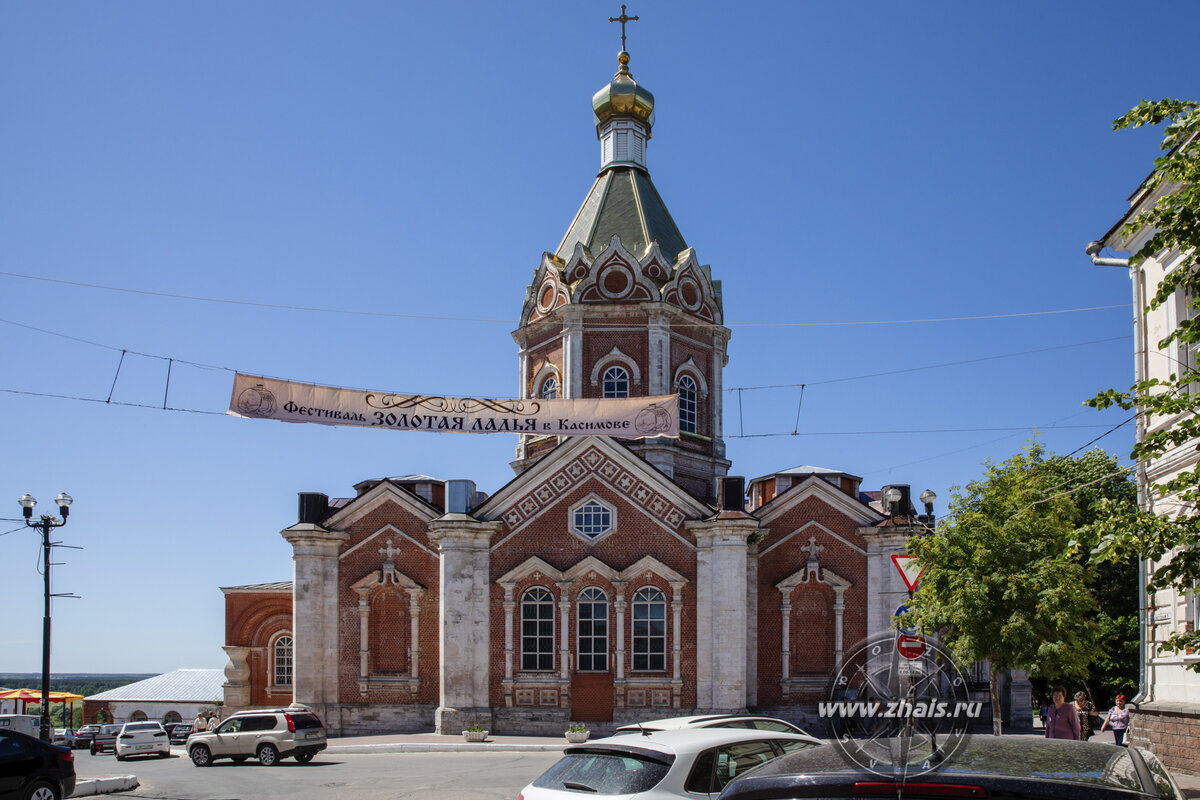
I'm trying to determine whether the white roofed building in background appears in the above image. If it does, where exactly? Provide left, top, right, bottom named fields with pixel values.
left=83, top=668, right=225, bottom=725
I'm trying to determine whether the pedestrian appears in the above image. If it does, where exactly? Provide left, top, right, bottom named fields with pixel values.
left=1045, top=686, right=1081, bottom=740
left=1074, top=691, right=1098, bottom=741
left=1038, top=697, right=1049, bottom=728
left=193, top=712, right=207, bottom=733
left=1100, top=694, right=1131, bottom=746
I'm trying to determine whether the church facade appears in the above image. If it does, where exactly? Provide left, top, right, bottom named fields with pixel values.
left=220, top=47, right=932, bottom=736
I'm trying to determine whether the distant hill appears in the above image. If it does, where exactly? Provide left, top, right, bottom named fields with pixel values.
left=0, top=674, right=155, bottom=697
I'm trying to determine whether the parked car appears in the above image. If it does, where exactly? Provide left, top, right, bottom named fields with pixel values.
left=715, top=736, right=1186, bottom=799
left=518, top=728, right=822, bottom=799
left=0, top=716, right=41, bottom=739
left=167, top=723, right=193, bottom=745
left=50, top=730, right=75, bottom=749
left=86, top=725, right=123, bottom=756
left=0, top=728, right=76, bottom=800
left=614, top=715, right=812, bottom=737
left=186, top=706, right=326, bottom=767
left=71, top=724, right=101, bottom=750
left=114, top=722, right=170, bottom=761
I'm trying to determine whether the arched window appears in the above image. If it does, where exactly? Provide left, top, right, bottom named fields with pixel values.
left=541, top=375, right=559, bottom=400
left=677, top=374, right=698, bottom=433
left=521, top=587, right=556, bottom=671
left=602, top=366, right=630, bottom=398
left=577, top=587, right=609, bottom=671
left=129, top=710, right=147, bottom=721
left=632, top=587, right=667, bottom=671
left=273, top=635, right=294, bottom=687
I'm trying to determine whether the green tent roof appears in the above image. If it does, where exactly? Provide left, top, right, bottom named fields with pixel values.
left=556, top=167, right=687, bottom=266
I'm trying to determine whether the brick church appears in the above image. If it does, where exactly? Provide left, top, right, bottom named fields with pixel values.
left=220, top=45, right=933, bottom=736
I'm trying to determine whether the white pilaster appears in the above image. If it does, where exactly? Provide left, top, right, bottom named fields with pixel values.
left=563, top=312, right=584, bottom=399
left=282, top=523, right=350, bottom=718
left=428, top=514, right=503, bottom=733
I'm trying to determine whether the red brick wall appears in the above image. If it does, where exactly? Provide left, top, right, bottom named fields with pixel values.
left=335, top=497, right=440, bottom=706
left=489, top=477, right=698, bottom=708
left=756, top=496, right=869, bottom=705
left=225, top=590, right=293, bottom=707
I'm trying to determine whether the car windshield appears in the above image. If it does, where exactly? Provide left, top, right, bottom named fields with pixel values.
left=532, top=751, right=671, bottom=794
left=126, top=723, right=160, bottom=731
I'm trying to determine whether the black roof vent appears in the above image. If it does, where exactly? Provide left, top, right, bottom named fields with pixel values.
left=298, top=492, right=329, bottom=525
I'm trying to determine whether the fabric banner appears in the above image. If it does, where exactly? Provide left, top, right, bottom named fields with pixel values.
left=229, top=373, right=679, bottom=439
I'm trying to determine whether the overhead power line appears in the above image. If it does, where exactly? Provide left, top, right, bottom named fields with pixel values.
left=0, top=270, right=1128, bottom=328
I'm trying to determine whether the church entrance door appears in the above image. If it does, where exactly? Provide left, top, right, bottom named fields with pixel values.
left=571, top=588, right=614, bottom=721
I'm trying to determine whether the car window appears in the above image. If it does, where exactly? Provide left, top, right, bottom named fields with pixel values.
left=290, top=713, right=323, bottom=730
left=0, top=731, right=34, bottom=757
left=126, top=723, right=161, bottom=732
left=714, top=741, right=778, bottom=790
left=684, top=749, right=716, bottom=794
left=1141, top=750, right=1184, bottom=799
left=711, top=720, right=752, bottom=729
left=217, top=718, right=242, bottom=734
left=772, top=738, right=817, bottom=754
left=748, top=720, right=798, bottom=733
left=532, top=752, right=670, bottom=794
left=239, top=716, right=275, bottom=733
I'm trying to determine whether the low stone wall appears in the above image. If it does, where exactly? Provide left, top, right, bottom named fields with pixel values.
left=1128, top=702, right=1200, bottom=775
left=334, top=704, right=436, bottom=736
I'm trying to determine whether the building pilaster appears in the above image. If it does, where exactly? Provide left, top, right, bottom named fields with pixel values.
left=686, top=514, right=758, bottom=712
left=428, top=514, right=503, bottom=733
left=281, top=522, right=350, bottom=724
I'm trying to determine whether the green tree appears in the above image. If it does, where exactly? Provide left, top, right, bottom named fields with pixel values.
left=907, top=445, right=1101, bottom=735
left=1089, top=98, right=1200, bottom=663
left=1039, top=450, right=1139, bottom=705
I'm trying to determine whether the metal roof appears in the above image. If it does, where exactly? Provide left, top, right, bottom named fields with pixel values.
left=85, top=669, right=225, bottom=702
left=556, top=167, right=687, bottom=265
left=220, top=581, right=292, bottom=593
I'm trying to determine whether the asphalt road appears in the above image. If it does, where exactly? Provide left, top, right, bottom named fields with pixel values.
left=72, top=749, right=563, bottom=799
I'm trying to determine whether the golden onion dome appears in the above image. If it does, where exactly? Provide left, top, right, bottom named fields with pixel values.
left=592, top=51, right=655, bottom=131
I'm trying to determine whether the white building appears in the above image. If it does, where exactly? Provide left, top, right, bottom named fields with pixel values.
left=1092, top=164, right=1200, bottom=772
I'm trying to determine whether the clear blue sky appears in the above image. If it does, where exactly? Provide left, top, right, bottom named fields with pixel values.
left=0, top=1, right=1192, bottom=673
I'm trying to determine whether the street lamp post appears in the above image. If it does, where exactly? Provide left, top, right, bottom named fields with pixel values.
left=19, top=492, right=73, bottom=742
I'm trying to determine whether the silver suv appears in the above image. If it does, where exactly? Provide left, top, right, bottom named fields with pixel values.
left=187, top=706, right=326, bottom=767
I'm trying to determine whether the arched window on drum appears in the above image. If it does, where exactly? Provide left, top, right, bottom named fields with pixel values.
left=676, top=374, right=698, bottom=433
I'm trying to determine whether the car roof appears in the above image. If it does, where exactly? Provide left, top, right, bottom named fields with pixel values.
left=722, top=737, right=1151, bottom=796
left=568, top=727, right=821, bottom=759
left=614, top=714, right=798, bottom=731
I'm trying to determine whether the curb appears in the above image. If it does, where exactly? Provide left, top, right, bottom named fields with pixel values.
left=70, top=775, right=139, bottom=797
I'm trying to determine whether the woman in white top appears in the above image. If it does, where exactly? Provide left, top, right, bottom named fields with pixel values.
left=1100, top=694, right=1130, bottom=746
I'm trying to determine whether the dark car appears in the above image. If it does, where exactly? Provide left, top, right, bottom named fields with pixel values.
left=717, top=736, right=1185, bottom=799
left=168, top=723, right=193, bottom=745
left=71, top=724, right=103, bottom=751
left=0, top=728, right=76, bottom=800
left=87, top=725, right=123, bottom=756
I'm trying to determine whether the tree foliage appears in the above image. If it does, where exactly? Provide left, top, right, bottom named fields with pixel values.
left=1089, top=98, right=1200, bottom=663
left=908, top=445, right=1099, bottom=682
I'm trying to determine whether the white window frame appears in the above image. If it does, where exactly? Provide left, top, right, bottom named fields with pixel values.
left=521, top=587, right=556, bottom=672
left=631, top=586, right=667, bottom=672
left=540, top=374, right=559, bottom=400
left=677, top=374, right=698, bottom=433
left=576, top=587, right=609, bottom=672
left=602, top=366, right=630, bottom=398
left=569, top=494, right=616, bottom=542
left=271, top=633, right=293, bottom=689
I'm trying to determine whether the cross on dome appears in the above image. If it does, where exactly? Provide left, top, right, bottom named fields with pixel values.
left=608, top=5, right=639, bottom=53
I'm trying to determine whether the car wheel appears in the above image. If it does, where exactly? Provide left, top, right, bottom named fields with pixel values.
left=190, top=745, right=212, bottom=767
left=296, top=752, right=314, bottom=763
left=115, top=753, right=125, bottom=761
left=158, top=750, right=169, bottom=758
left=257, top=743, right=280, bottom=766
left=231, top=756, right=248, bottom=763
left=23, top=780, right=59, bottom=800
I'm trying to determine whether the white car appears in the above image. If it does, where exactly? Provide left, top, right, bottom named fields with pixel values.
left=613, top=714, right=813, bottom=737
left=115, top=721, right=170, bottom=760
left=517, top=727, right=823, bottom=799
